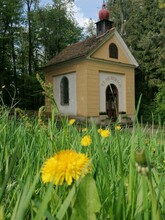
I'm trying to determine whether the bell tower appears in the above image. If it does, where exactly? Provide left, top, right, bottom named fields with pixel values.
left=96, top=2, right=113, bottom=36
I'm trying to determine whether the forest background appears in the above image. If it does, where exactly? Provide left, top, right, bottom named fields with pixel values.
left=0, top=0, right=165, bottom=123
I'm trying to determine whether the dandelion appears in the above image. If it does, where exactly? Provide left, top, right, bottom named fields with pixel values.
left=81, top=135, right=92, bottom=147
left=115, top=125, right=121, bottom=131
left=41, top=149, right=91, bottom=185
left=69, top=119, right=76, bottom=125
left=82, top=128, right=87, bottom=132
left=100, top=129, right=110, bottom=138
left=97, top=128, right=103, bottom=134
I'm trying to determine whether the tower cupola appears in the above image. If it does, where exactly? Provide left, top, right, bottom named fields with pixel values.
left=96, top=2, right=113, bottom=36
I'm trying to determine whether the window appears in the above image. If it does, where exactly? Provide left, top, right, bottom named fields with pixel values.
left=109, top=43, right=118, bottom=59
left=60, top=76, right=69, bottom=105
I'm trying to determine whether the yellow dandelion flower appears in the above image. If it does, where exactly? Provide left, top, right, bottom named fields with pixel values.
left=115, top=125, right=121, bottom=131
left=97, top=128, right=103, bottom=134
left=81, top=135, right=92, bottom=147
left=69, top=119, right=76, bottom=125
left=100, top=129, right=110, bottom=138
left=41, top=149, right=91, bottom=186
left=82, top=128, right=87, bottom=132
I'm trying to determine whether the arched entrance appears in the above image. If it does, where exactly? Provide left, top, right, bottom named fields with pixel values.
left=106, top=84, right=118, bottom=118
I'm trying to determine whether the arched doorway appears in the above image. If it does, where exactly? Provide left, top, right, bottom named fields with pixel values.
left=106, top=84, right=118, bottom=118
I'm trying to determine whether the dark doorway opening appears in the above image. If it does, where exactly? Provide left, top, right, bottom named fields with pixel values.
left=106, top=84, right=118, bottom=118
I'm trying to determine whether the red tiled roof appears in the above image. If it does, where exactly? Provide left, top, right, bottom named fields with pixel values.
left=45, top=30, right=113, bottom=67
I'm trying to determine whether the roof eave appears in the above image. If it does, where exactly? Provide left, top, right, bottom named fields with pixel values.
left=87, top=56, right=138, bottom=68
left=42, top=55, right=87, bottom=71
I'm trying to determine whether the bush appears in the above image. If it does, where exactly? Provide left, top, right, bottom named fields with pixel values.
left=154, top=83, right=165, bottom=123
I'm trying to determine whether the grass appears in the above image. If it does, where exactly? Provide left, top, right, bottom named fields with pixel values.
left=0, top=106, right=165, bottom=220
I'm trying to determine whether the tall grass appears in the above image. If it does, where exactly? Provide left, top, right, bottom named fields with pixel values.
left=0, top=105, right=164, bottom=220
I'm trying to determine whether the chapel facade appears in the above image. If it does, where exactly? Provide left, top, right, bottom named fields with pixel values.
left=43, top=3, right=138, bottom=123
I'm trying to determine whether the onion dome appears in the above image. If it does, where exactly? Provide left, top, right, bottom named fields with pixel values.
left=98, top=3, right=110, bottom=20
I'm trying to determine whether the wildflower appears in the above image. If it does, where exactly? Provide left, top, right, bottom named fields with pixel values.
left=15, top=108, right=32, bottom=127
left=41, top=149, right=91, bottom=185
left=36, top=73, right=54, bottom=102
left=97, top=128, right=103, bottom=134
left=100, top=129, right=110, bottom=138
left=82, top=128, right=87, bottom=132
left=2, top=85, right=5, bottom=89
left=38, top=106, right=47, bottom=130
left=69, top=119, right=76, bottom=125
left=81, top=135, right=92, bottom=147
left=115, top=125, right=121, bottom=131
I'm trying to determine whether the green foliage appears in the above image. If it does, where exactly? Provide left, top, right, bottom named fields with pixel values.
left=0, top=107, right=164, bottom=219
left=0, top=0, right=83, bottom=109
left=108, top=0, right=165, bottom=122
left=70, top=174, right=101, bottom=220
left=33, top=4, right=82, bottom=61
left=17, top=73, right=44, bottom=109
left=155, top=83, right=165, bottom=122
left=0, top=0, right=23, bottom=92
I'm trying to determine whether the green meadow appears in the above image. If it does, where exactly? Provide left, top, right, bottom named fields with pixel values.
left=0, top=105, right=164, bottom=220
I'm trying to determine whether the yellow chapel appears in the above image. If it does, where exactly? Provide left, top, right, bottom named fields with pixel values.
left=43, top=3, right=138, bottom=123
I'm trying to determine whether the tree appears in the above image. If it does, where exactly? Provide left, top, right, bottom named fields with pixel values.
left=84, top=18, right=96, bottom=37
left=33, top=2, right=82, bottom=63
left=0, top=0, right=83, bottom=109
left=108, top=0, right=165, bottom=122
left=24, top=0, right=40, bottom=75
left=0, top=0, right=23, bottom=104
left=155, top=83, right=165, bottom=122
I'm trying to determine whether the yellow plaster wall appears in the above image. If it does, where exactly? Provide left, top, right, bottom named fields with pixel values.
left=75, top=63, right=88, bottom=116
left=86, top=61, right=99, bottom=116
left=45, top=57, right=135, bottom=118
left=91, top=35, right=130, bottom=65
left=125, top=67, right=135, bottom=115
left=45, top=60, right=89, bottom=116
left=45, top=59, right=135, bottom=117
left=84, top=60, right=135, bottom=117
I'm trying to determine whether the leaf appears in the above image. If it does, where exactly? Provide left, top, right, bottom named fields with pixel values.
left=11, top=173, right=40, bottom=220
left=56, top=184, right=76, bottom=220
left=34, top=182, right=54, bottom=220
left=70, top=174, right=101, bottom=220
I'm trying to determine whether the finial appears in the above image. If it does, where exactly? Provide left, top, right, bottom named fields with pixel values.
left=99, top=0, right=110, bottom=20
left=102, top=0, right=106, bottom=8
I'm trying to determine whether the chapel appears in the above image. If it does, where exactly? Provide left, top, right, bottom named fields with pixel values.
left=43, top=2, right=138, bottom=123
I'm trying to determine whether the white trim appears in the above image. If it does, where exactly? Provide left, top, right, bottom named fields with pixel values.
left=114, top=30, right=139, bottom=67
left=89, top=29, right=139, bottom=67
left=53, top=73, right=77, bottom=115
left=99, top=72, right=126, bottom=113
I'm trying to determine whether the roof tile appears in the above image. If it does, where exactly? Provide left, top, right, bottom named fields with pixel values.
left=45, top=31, right=111, bottom=67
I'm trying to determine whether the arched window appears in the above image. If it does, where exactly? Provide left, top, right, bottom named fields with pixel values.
left=109, top=43, right=118, bottom=59
left=60, top=76, right=69, bottom=105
